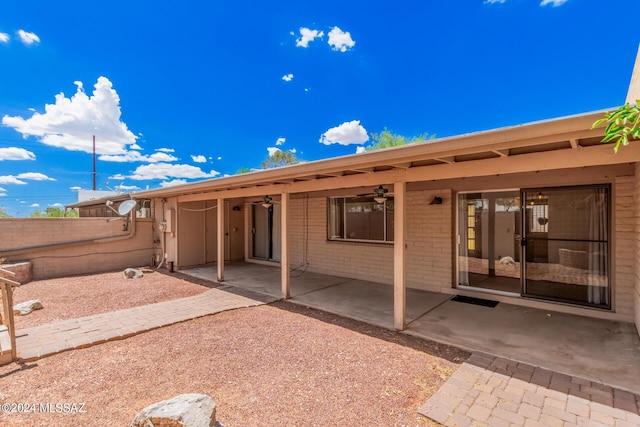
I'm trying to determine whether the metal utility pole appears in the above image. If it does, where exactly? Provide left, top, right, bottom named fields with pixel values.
left=92, top=135, right=96, bottom=191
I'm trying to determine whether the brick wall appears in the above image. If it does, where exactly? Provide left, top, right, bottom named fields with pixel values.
left=0, top=218, right=154, bottom=280
left=614, top=176, right=636, bottom=322
left=634, top=164, right=640, bottom=334
left=288, top=190, right=452, bottom=290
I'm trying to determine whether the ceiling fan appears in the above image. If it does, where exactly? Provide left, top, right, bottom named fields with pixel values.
left=356, top=185, right=391, bottom=203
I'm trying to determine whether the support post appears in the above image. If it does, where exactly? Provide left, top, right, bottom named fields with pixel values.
left=281, top=192, right=290, bottom=299
left=394, top=180, right=407, bottom=330
left=217, top=198, right=225, bottom=282
left=0, top=273, right=19, bottom=362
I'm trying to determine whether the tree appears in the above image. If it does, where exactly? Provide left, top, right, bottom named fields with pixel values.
left=592, top=101, right=640, bottom=153
left=365, top=128, right=434, bottom=152
left=30, top=207, right=78, bottom=218
left=262, top=150, right=299, bottom=169
left=0, top=207, right=11, bottom=218
left=235, top=166, right=251, bottom=174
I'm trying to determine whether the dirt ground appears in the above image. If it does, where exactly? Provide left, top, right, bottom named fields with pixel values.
left=1, top=271, right=469, bottom=426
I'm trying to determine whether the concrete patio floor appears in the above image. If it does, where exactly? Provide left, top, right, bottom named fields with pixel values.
left=183, top=262, right=640, bottom=394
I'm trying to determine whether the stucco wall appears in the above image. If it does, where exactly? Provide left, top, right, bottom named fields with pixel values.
left=0, top=218, right=154, bottom=280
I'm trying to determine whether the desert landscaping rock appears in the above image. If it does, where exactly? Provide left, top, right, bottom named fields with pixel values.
left=123, top=268, right=144, bottom=279
left=130, top=393, right=217, bottom=427
left=13, top=299, right=43, bottom=316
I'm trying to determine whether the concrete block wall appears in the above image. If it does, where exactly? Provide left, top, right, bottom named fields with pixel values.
left=614, top=176, right=636, bottom=322
left=405, top=189, right=453, bottom=292
left=634, top=164, right=640, bottom=334
left=288, top=190, right=452, bottom=290
left=0, top=218, right=154, bottom=280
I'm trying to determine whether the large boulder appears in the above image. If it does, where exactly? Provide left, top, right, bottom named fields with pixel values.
left=13, top=299, right=43, bottom=316
left=130, top=393, right=218, bottom=427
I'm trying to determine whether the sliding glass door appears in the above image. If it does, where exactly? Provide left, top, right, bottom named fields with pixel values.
left=457, top=191, right=521, bottom=294
left=457, top=185, right=611, bottom=309
left=522, top=186, right=610, bottom=308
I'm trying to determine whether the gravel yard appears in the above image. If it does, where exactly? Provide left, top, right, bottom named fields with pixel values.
left=1, top=272, right=469, bottom=426
left=12, top=269, right=209, bottom=329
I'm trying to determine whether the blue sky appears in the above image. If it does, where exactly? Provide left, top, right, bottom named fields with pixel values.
left=0, top=0, right=638, bottom=216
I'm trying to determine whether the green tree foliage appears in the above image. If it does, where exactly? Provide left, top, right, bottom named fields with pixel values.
left=30, top=207, right=78, bottom=218
left=365, top=128, right=434, bottom=151
left=592, top=101, right=640, bottom=153
left=235, top=166, right=251, bottom=174
left=0, top=207, right=11, bottom=218
left=262, top=150, right=299, bottom=169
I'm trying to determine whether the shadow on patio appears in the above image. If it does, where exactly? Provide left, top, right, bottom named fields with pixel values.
left=181, top=262, right=640, bottom=393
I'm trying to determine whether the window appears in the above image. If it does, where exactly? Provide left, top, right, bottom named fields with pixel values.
left=328, top=197, right=394, bottom=242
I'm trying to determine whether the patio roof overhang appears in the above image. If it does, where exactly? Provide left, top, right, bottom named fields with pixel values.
left=67, top=108, right=637, bottom=208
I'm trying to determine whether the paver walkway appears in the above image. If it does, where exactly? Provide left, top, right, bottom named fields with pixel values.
left=15, top=285, right=278, bottom=361
left=420, top=352, right=640, bottom=427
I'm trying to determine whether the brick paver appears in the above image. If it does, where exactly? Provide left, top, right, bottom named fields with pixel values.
left=419, top=352, right=640, bottom=426
left=15, top=285, right=278, bottom=361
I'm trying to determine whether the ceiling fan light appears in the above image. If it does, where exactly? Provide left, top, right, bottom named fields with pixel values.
left=374, top=196, right=387, bottom=204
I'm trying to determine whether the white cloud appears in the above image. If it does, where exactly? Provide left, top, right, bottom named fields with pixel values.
left=17, top=172, right=55, bottom=181
left=160, top=179, right=188, bottom=188
left=217, top=156, right=222, bottom=161
left=30, top=203, right=39, bottom=208
left=267, top=147, right=281, bottom=157
left=70, top=186, right=82, bottom=191
left=156, top=147, right=175, bottom=153
left=3, top=77, right=136, bottom=156
left=275, top=137, right=285, bottom=146
left=483, top=0, right=506, bottom=3
left=109, top=174, right=126, bottom=180
left=290, top=148, right=297, bottom=153
left=17, top=29, right=40, bottom=45
left=191, top=154, right=207, bottom=163
left=0, top=193, right=6, bottom=197
left=0, top=147, right=36, bottom=161
left=0, top=176, right=26, bottom=184
left=49, top=202, right=64, bottom=208
left=296, top=27, right=324, bottom=48
left=356, top=146, right=366, bottom=154
left=282, top=74, right=294, bottom=82
left=319, top=120, right=369, bottom=145
left=128, top=163, right=220, bottom=181
left=130, top=143, right=142, bottom=150
left=98, top=151, right=178, bottom=163
left=0, top=32, right=9, bottom=43
left=327, top=27, right=355, bottom=52
left=540, top=0, right=568, bottom=5
left=117, top=184, right=140, bottom=191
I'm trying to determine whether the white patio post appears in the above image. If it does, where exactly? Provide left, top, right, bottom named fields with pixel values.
left=394, top=179, right=407, bottom=330
left=217, top=197, right=225, bottom=282
left=281, top=192, right=291, bottom=299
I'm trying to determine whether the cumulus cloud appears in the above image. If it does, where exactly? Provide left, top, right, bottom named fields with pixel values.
left=282, top=74, right=294, bottom=82
left=70, top=186, right=82, bottom=191
left=160, top=179, right=189, bottom=188
left=0, top=147, right=36, bottom=161
left=356, top=146, right=366, bottom=154
left=49, top=202, right=64, bottom=208
left=156, top=147, right=175, bottom=153
left=99, top=151, right=178, bottom=163
left=540, top=0, right=568, bottom=5
left=30, top=203, right=39, bottom=208
left=117, top=184, right=140, bottom=191
left=217, top=156, right=222, bottom=160
left=191, top=154, right=207, bottom=163
left=295, top=27, right=324, bottom=48
left=128, top=163, right=220, bottom=181
left=0, top=32, right=9, bottom=43
left=17, top=172, right=55, bottom=181
left=327, top=27, right=355, bottom=52
left=267, top=147, right=281, bottom=157
left=2, top=77, right=137, bottom=155
left=483, top=0, right=506, bottom=3
left=17, top=29, right=40, bottom=45
left=275, top=137, right=285, bottom=146
left=0, top=172, right=53, bottom=185
left=319, top=120, right=369, bottom=145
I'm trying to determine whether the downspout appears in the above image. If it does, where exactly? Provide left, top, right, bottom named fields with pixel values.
left=0, top=214, right=137, bottom=259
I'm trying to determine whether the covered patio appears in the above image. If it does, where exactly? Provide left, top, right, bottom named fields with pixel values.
left=182, top=262, right=640, bottom=393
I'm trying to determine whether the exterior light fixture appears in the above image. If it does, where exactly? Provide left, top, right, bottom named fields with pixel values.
left=429, top=196, right=443, bottom=205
